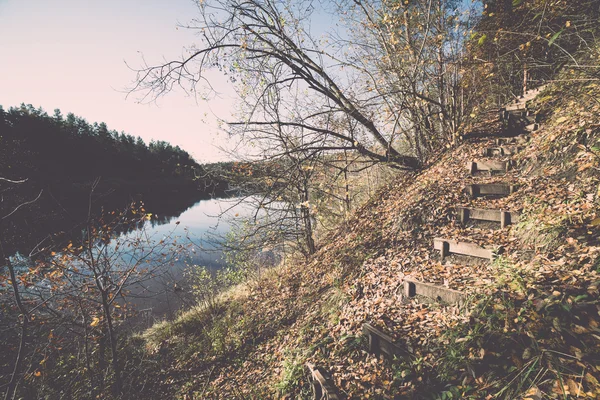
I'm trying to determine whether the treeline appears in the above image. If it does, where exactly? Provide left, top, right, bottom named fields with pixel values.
left=0, top=104, right=200, bottom=184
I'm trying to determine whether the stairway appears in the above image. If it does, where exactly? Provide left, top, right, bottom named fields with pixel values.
left=308, top=85, right=546, bottom=399
left=501, top=85, right=547, bottom=133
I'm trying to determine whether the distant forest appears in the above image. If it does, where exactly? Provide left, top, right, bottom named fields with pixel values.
left=0, top=104, right=202, bottom=184
left=0, top=104, right=230, bottom=257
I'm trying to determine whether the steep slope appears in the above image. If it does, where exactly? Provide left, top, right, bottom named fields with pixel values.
left=139, top=79, right=600, bottom=399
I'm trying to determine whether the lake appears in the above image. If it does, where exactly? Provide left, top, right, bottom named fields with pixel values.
left=120, top=196, right=251, bottom=323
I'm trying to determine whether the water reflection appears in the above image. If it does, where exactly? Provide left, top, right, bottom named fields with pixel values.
left=119, top=196, right=252, bottom=321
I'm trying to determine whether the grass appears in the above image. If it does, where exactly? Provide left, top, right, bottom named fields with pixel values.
left=321, top=287, right=349, bottom=325
left=274, top=350, right=307, bottom=395
left=515, top=213, right=568, bottom=252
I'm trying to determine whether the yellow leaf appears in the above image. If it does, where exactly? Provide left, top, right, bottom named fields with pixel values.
left=567, top=379, right=581, bottom=396
left=578, top=162, right=594, bottom=172
left=90, top=317, right=100, bottom=327
left=556, top=116, right=567, bottom=123
left=590, top=217, right=600, bottom=226
left=566, top=21, right=571, bottom=28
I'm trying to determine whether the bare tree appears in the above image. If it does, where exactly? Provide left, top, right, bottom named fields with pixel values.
left=1, top=178, right=181, bottom=398
left=130, top=0, right=421, bottom=169
left=329, top=0, right=478, bottom=159
left=0, top=178, right=42, bottom=400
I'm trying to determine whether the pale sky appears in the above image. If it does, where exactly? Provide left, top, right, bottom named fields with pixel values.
left=0, top=0, right=236, bottom=162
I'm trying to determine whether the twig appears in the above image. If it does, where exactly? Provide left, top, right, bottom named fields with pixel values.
left=0, top=177, right=27, bottom=184
left=2, top=190, right=43, bottom=220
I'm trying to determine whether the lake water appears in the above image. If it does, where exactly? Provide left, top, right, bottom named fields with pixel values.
left=121, top=196, right=251, bottom=323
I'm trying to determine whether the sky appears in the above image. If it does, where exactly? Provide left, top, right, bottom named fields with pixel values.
left=0, top=0, right=237, bottom=162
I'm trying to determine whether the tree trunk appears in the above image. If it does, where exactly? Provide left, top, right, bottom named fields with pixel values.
left=101, top=292, right=122, bottom=395
left=3, top=254, right=29, bottom=400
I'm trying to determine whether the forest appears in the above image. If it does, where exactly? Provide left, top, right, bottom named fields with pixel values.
left=1, top=103, right=204, bottom=185
left=0, top=104, right=232, bottom=256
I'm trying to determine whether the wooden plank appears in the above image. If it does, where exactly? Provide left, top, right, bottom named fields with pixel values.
left=466, top=160, right=509, bottom=174
left=507, top=109, right=527, bottom=118
left=306, top=363, right=340, bottom=400
left=465, top=184, right=518, bottom=198
left=456, top=207, right=519, bottom=228
left=525, top=123, right=539, bottom=132
left=481, top=145, right=523, bottom=157
left=434, top=238, right=502, bottom=260
left=505, top=103, right=527, bottom=112
left=404, top=278, right=465, bottom=305
left=496, top=135, right=529, bottom=146
left=500, top=145, right=523, bottom=155
left=504, top=86, right=545, bottom=111
left=362, top=323, right=409, bottom=360
left=481, top=147, right=504, bottom=157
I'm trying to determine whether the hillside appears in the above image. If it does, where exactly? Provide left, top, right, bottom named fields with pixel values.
left=128, top=76, right=600, bottom=399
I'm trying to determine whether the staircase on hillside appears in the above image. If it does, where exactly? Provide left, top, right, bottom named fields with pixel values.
left=306, top=84, right=547, bottom=398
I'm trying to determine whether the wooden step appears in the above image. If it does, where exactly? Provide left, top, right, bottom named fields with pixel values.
left=465, top=183, right=518, bottom=198
left=467, top=160, right=510, bottom=175
left=505, top=112, right=537, bottom=124
left=505, top=103, right=527, bottom=112
left=404, top=278, right=465, bottom=305
left=481, top=145, right=523, bottom=157
left=434, top=238, right=502, bottom=261
left=362, top=323, right=410, bottom=360
left=481, top=147, right=504, bottom=157
left=306, top=363, right=340, bottom=400
left=525, top=123, right=539, bottom=132
left=496, top=135, right=529, bottom=146
left=507, top=109, right=527, bottom=118
left=504, top=86, right=546, bottom=111
left=456, top=207, right=519, bottom=228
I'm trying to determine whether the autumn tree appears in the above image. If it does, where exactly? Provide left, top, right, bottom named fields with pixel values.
left=1, top=187, right=181, bottom=398
left=330, top=0, right=481, bottom=158
left=466, top=0, right=600, bottom=105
